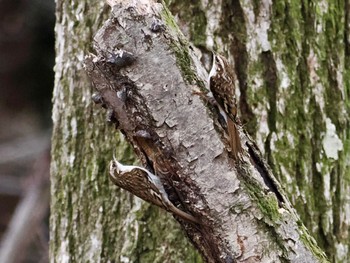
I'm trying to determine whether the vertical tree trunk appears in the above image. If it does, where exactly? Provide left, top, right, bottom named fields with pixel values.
left=50, top=0, right=200, bottom=262
left=51, top=0, right=348, bottom=262
left=166, top=0, right=350, bottom=262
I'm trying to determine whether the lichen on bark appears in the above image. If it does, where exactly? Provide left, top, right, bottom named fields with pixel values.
left=51, top=0, right=202, bottom=262
left=166, top=0, right=350, bottom=262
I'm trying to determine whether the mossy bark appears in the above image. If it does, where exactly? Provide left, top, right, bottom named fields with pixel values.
left=167, top=0, right=349, bottom=262
left=83, top=0, right=328, bottom=262
left=50, top=0, right=201, bottom=262
left=51, top=0, right=348, bottom=262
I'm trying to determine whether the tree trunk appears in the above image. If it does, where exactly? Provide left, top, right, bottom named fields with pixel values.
left=50, top=0, right=200, bottom=262
left=51, top=0, right=349, bottom=262
left=83, top=0, right=328, bottom=261
left=165, top=1, right=349, bottom=262
left=165, top=0, right=350, bottom=262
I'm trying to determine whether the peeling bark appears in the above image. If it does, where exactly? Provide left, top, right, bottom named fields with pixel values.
left=83, top=1, right=329, bottom=262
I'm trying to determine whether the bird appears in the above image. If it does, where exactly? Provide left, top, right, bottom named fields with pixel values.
left=208, top=53, right=242, bottom=159
left=109, top=158, right=199, bottom=224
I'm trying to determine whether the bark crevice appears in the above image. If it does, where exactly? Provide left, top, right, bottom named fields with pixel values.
left=83, top=1, right=329, bottom=262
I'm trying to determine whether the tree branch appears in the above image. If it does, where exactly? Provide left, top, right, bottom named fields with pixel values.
left=84, top=0, right=328, bottom=262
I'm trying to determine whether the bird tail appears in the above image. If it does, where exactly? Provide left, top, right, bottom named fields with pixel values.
left=227, top=118, right=242, bottom=160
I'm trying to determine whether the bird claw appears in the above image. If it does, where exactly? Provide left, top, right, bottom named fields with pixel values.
left=192, top=91, right=218, bottom=107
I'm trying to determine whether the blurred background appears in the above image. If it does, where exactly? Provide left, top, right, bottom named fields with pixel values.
left=0, top=0, right=55, bottom=262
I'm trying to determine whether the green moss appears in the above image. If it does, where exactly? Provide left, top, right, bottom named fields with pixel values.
left=243, top=173, right=329, bottom=262
left=165, top=0, right=207, bottom=47
left=172, top=44, right=196, bottom=83
left=270, top=1, right=303, bottom=64
left=243, top=176, right=281, bottom=222
left=160, top=4, right=182, bottom=34
left=189, top=8, right=207, bottom=47
left=260, top=51, right=278, bottom=133
left=132, top=206, right=203, bottom=263
left=160, top=5, right=206, bottom=89
left=321, top=1, right=345, bottom=128
left=299, top=224, right=330, bottom=263
left=221, top=1, right=247, bottom=43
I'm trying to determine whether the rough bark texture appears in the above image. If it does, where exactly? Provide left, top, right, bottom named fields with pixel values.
left=51, top=0, right=200, bottom=262
left=165, top=0, right=350, bottom=262
left=83, top=0, right=328, bottom=262
left=51, top=0, right=348, bottom=262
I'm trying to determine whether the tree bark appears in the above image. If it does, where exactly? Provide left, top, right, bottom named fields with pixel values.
left=51, top=0, right=200, bottom=262
left=164, top=1, right=350, bottom=262
left=51, top=0, right=349, bottom=262
left=83, top=0, right=329, bottom=262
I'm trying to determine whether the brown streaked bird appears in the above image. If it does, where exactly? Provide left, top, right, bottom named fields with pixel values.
left=109, top=158, right=199, bottom=224
left=209, top=53, right=242, bottom=159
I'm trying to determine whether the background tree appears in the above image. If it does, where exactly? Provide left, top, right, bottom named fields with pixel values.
left=51, top=0, right=200, bottom=262
left=51, top=0, right=349, bottom=262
